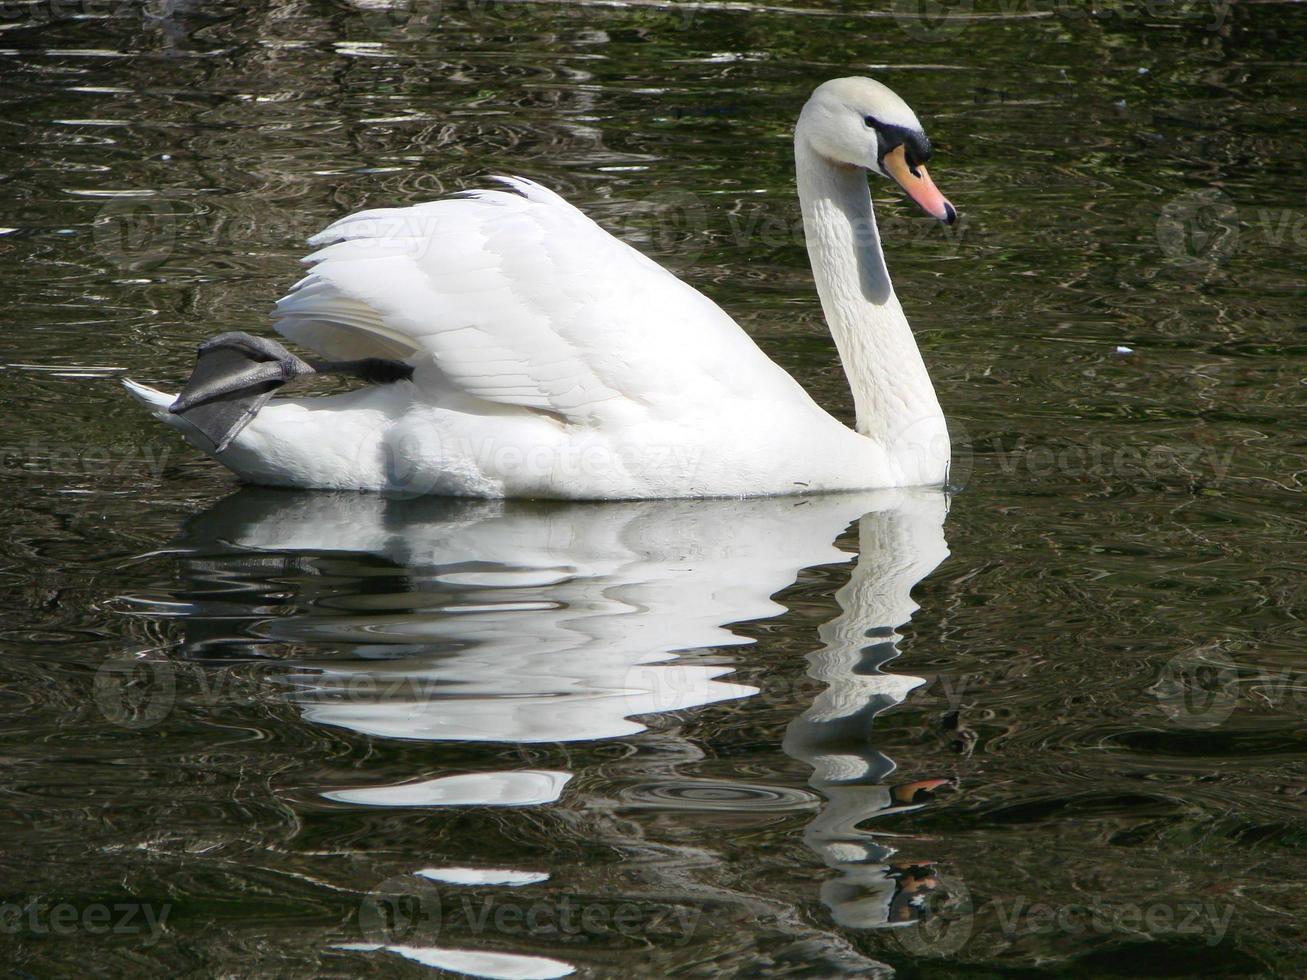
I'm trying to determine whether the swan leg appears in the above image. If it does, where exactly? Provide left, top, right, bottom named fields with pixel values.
left=167, top=332, right=416, bottom=454
left=168, top=332, right=318, bottom=453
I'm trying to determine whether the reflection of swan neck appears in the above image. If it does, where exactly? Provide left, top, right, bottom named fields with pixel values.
left=782, top=493, right=950, bottom=928
left=795, top=138, right=947, bottom=466
left=807, top=499, right=950, bottom=706
left=786, top=494, right=948, bottom=775
left=820, top=506, right=947, bottom=645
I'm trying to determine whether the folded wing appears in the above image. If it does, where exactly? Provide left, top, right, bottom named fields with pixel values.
left=273, top=176, right=811, bottom=425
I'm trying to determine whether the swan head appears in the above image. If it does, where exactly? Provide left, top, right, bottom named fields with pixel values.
left=797, top=76, right=956, bottom=225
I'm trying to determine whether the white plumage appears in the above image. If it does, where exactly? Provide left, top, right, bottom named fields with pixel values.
left=126, top=78, right=955, bottom=499
left=277, top=177, right=819, bottom=424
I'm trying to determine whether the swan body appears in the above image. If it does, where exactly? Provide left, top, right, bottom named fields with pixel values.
left=126, top=77, right=956, bottom=500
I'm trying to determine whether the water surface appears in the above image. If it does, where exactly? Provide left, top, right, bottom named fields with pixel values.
left=2, top=1, right=1306, bottom=975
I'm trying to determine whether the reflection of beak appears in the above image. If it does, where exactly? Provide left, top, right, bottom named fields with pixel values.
left=883, top=144, right=957, bottom=225
left=891, top=778, right=951, bottom=806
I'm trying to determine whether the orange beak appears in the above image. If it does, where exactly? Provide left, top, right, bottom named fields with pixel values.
left=883, top=144, right=957, bottom=225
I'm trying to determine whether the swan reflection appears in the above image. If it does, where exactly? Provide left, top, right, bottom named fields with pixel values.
left=782, top=504, right=951, bottom=931
left=170, top=485, right=950, bottom=953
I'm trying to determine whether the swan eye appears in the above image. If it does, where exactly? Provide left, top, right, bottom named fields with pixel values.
left=863, top=115, right=876, bottom=128
left=905, top=134, right=933, bottom=170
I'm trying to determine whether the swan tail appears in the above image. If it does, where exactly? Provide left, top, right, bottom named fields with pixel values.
left=122, top=378, right=181, bottom=421
left=125, top=331, right=415, bottom=454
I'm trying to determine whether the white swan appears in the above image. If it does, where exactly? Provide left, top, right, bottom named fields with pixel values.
left=125, top=76, right=956, bottom=500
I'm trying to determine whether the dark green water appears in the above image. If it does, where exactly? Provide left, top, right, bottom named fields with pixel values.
left=2, top=0, right=1306, bottom=976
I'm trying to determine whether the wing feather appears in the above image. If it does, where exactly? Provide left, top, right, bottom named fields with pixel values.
left=273, top=176, right=808, bottom=424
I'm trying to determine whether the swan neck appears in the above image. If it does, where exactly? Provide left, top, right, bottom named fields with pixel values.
left=795, top=138, right=946, bottom=481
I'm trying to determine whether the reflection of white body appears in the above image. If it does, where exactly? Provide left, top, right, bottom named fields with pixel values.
left=180, top=486, right=949, bottom=951
left=183, top=488, right=936, bottom=748
left=127, top=78, right=954, bottom=498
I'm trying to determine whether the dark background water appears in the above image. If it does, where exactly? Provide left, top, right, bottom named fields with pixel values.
left=2, top=0, right=1306, bottom=976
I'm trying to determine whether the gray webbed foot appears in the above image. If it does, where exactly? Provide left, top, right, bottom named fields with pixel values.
left=169, top=332, right=316, bottom=453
